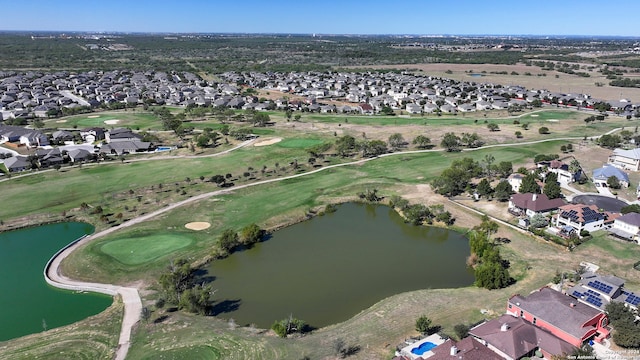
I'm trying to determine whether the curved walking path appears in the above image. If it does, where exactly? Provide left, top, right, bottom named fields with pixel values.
left=43, top=128, right=623, bottom=359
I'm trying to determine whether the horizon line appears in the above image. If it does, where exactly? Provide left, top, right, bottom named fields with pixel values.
left=0, top=30, right=639, bottom=39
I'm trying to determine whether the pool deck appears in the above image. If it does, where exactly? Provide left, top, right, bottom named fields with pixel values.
left=398, top=333, right=446, bottom=359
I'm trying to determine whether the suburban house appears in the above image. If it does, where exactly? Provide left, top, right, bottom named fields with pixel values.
left=105, top=128, right=142, bottom=143
left=0, top=124, right=48, bottom=148
left=554, top=203, right=616, bottom=236
left=67, top=148, right=93, bottom=163
left=609, top=212, right=640, bottom=243
left=1, top=155, right=30, bottom=172
left=608, top=148, right=640, bottom=171
left=469, top=314, right=576, bottom=360
left=567, top=272, right=640, bottom=311
left=508, top=193, right=566, bottom=218
left=538, top=159, right=579, bottom=184
left=508, top=173, right=524, bottom=192
left=592, top=165, right=630, bottom=188
left=506, top=287, right=610, bottom=347
left=80, top=127, right=106, bottom=143
left=426, top=337, right=503, bottom=360
left=99, top=141, right=154, bottom=155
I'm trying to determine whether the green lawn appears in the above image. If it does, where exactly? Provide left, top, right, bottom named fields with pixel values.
left=276, top=138, right=325, bottom=148
left=46, top=111, right=161, bottom=130
left=100, top=234, right=193, bottom=265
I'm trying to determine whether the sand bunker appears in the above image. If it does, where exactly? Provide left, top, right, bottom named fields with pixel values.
left=104, top=119, right=120, bottom=125
left=56, top=120, right=67, bottom=123
left=254, top=137, right=282, bottom=147
left=88, top=115, right=100, bottom=118
left=530, top=114, right=539, bottom=117
left=185, top=222, right=211, bottom=231
left=547, top=119, right=559, bottom=122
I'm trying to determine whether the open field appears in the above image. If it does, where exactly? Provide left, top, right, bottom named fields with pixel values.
left=3, top=108, right=640, bottom=359
left=360, top=63, right=640, bottom=101
left=45, top=111, right=161, bottom=130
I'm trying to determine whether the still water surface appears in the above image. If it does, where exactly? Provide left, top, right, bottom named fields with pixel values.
left=0, top=223, right=112, bottom=341
left=205, top=203, right=474, bottom=328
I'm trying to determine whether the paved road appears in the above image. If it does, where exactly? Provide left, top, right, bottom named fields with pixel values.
left=41, top=126, right=625, bottom=359
left=60, top=90, right=91, bottom=107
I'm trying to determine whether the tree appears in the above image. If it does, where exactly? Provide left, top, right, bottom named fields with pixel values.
left=474, top=260, right=511, bottom=290
left=412, top=135, right=431, bottom=149
left=538, top=126, right=550, bottom=134
left=530, top=213, right=549, bottom=229
left=519, top=173, right=541, bottom=194
left=218, top=229, right=239, bottom=253
left=494, top=181, right=514, bottom=201
left=454, top=324, right=470, bottom=340
left=388, top=133, right=406, bottom=150
left=606, top=302, right=640, bottom=348
left=476, top=178, right=493, bottom=198
left=158, top=258, right=195, bottom=304
left=620, top=204, right=640, bottom=214
left=210, top=174, right=226, bottom=187
left=496, top=161, right=513, bottom=178
left=515, top=130, right=523, bottom=138
left=240, top=223, right=264, bottom=247
left=461, top=132, right=483, bottom=148
left=415, top=315, right=433, bottom=335
left=482, top=154, right=495, bottom=177
left=487, top=123, right=500, bottom=132
left=597, top=134, right=622, bottom=149
left=440, top=132, right=461, bottom=152
left=404, top=204, right=432, bottom=225
left=607, top=176, right=621, bottom=189
left=335, top=135, right=356, bottom=157
left=543, top=172, right=562, bottom=199
left=431, top=158, right=482, bottom=196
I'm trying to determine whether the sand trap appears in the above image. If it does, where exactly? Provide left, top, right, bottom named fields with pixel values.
left=530, top=114, right=539, bottom=117
left=88, top=115, right=100, bottom=118
left=185, top=222, right=211, bottom=231
left=547, top=119, right=559, bottom=122
left=56, top=120, right=67, bottom=123
left=254, top=137, right=282, bottom=147
left=104, top=119, right=120, bottom=125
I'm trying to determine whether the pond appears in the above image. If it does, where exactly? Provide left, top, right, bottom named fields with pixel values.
left=203, top=203, right=474, bottom=329
left=0, top=223, right=112, bottom=341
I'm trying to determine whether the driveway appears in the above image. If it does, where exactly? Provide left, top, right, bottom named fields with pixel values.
left=572, top=194, right=628, bottom=212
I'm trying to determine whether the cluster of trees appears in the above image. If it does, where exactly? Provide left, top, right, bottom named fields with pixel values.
left=431, top=158, right=483, bottom=196
left=439, top=132, right=484, bottom=152
left=469, top=217, right=512, bottom=290
left=215, top=224, right=266, bottom=257
left=389, top=195, right=454, bottom=225
left=334, top=135, right=387, bottom=157
left=158, top=258, right=213, bottom=315
left=195, top=128, right=221, bottom=148
left=597, top=134, right=622, bottom=149
left=606, top=302, right=640, bottom=348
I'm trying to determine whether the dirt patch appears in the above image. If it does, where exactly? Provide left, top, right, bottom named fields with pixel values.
left=254, top=137, right=282, bottom=147
left=104, top=119, right=120, bottom=125
left=88, top=115, right=100, bottom=118
left=184, top=222, right=211, bottom=231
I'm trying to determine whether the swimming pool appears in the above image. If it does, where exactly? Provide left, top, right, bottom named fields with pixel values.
left=411, top=341, right=437, bottom=355
left=155, top=146, right=174, bottom=152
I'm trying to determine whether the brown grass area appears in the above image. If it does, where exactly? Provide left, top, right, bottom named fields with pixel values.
left=358, top=63, right=640, bottom=101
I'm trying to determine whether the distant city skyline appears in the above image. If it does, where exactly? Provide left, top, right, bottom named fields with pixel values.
left=0, top=0, right=638, bottom=37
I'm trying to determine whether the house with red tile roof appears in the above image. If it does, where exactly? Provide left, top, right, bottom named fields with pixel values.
left=506, top=287, right=609, bottom=347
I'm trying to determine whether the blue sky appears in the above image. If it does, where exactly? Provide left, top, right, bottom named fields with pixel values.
left=0, top=0, right=638, bottom=36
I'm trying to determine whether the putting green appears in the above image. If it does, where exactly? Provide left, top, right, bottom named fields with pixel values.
left=277, top=138, right=324, bottom=148
left=100, top=234, right=193, bottom=265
